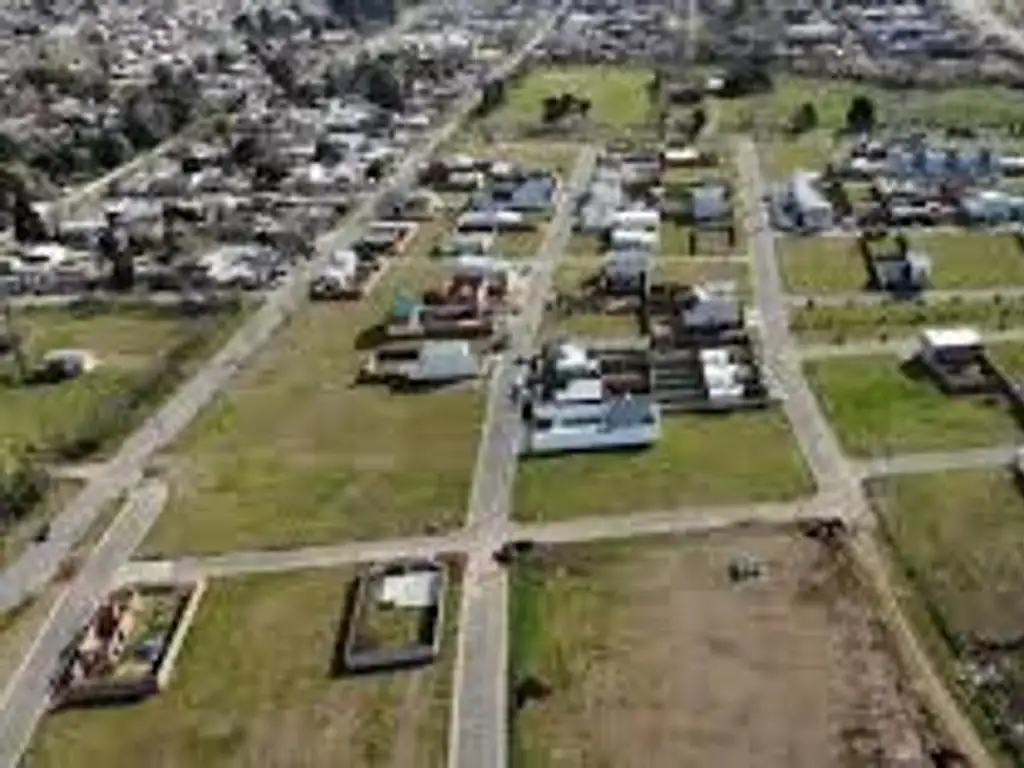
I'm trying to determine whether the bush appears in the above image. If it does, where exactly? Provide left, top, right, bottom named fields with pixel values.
left=0, top=452, right=50, bottom=526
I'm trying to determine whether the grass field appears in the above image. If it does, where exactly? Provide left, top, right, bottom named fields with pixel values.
left=869, top=469, right=1024, bottom=763
left=716, top=77, right=1024, bottom=134
left=143, top=237, right=483, bottom=556
left=871, top=469, right=1024, bottom=645
left=513, top=411, right=813, bottom=521
left=26, top=566, right=460, bottom=768
left=496, top=65, right=653, bottom=127
left=780, top=232, right=1024, bottom=294
left=510, top=529, right=938, bottom=766
left=764, top=132, right=840, bottom=179
left=0, top=304, right=239, bottom=460
left=805, top=355, right=1020, bottom=457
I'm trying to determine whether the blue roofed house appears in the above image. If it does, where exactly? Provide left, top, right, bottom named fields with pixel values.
left=471, top=173, right=557, bottom=214
left=692, top=183, right=729, bottom=224
left=959, top=190, right=1024, bottom=226
left=520, top=340, right=661, bottom=455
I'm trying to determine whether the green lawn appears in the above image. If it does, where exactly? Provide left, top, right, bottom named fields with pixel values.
left=513, top=411, right=814, bottom=521
left=805, top=355, right=1020, bottom=457
left=143, top=246, right=483, bottom=556
left=780, top=232, right=1024, bottom=295
left=496, top=65, right=653, bottom=127
left=763, top=132, right=839, bottom=179
left=26, top=567, right=459, bottom=768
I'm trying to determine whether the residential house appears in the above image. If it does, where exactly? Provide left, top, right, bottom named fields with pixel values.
left=783, top=171, right=834, bottom=232
left=602, top=250, right=651, bottom=294
left=677, top=281, right=743, bottom=333
left=524, top=394, right=661, bottom=455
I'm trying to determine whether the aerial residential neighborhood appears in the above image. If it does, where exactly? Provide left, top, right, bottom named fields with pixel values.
left=1, top=0, right=1024, bottom=765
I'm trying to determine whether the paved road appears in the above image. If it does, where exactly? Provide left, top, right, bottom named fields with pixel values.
left=736, top=138, right=862, bottom=509
left=450, top=145, right=596, bottom=768
left=858, top=443, right=1018, bottom=478
left=785, top=286, right=1024, bottom=308
left=0, top=481, right=168, bottom=767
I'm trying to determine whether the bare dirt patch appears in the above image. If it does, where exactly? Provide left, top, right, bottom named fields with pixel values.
left=510, top=528, right=941, bottom=768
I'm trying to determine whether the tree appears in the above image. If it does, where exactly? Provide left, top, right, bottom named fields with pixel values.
left=13, top=193, right=46, bottom=244
left=361, top=60, right=404, bottom=112
left=541, top=95, right=562, bottom=124
left=845, top=95, right=876, bottom=134
left=89, top=130, right=132, bottom=170
left=789, top=102, right=818, bottom=135
left=230, top=134, right=265, bottom=167
left=690, top=107, right=707, bottom=141
left=121, top=92, right=171, bottom=149
left=98, top=213, right=133, bottom=292
left=720, top=63, right=772, bottom=98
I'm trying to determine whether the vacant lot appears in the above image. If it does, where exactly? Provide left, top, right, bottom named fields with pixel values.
left=26, top=566, right=459, bottom=768
left=144, top=243, right=483, bottom=556
left=805, top=354, right=1020, bottom=456
left=871, top=469, right=1024, bottom=645
left=511, top=529, right=937, bottom=767
left=514, top=411, right=813, bottom=521
left=0, top=304, right=240, bottom=460
left=869, top=469, right=1024, bottom=761
left=780, top=231, right=1024, bottom=294
left=496, top=65, right=652, bottom=127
